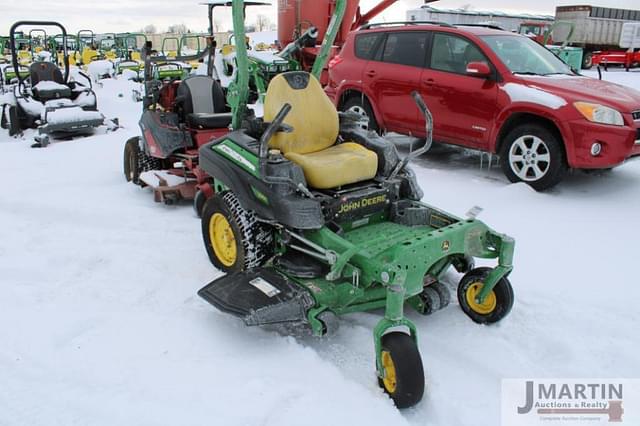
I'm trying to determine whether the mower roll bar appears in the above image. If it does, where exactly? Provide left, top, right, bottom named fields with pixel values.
left=77, top=30, right=95, bottom=45
left=28, top=29, right=47, bottom=61
left=9, top=21, right=69, bottom=84
left=144, top=46, right=212, bottom=65
left=388, top=91, right=433, bottom=180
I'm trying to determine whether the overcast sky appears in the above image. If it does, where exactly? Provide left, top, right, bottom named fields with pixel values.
left=3, top=0, right=640, bottom=34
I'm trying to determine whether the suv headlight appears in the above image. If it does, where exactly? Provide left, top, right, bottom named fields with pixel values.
left=574, top=102, right=624, bottom=126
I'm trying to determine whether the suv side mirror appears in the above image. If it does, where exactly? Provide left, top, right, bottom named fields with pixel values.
left=466, top=61, right=491, bottom=78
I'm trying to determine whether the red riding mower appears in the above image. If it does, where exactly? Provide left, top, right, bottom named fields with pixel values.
left=124, top=41, right=232, bottom=210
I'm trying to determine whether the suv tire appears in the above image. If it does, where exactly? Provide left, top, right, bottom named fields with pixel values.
left=499, top=123, right=567, bottom=191
left=342, top=95, right=379, bottom=133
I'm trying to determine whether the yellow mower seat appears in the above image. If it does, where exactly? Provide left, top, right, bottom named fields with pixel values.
left=264, top=72, right=377, bottom=189
left=82, top=48, right=97, bottom=65
left=286, top=143, right=378, bottom=189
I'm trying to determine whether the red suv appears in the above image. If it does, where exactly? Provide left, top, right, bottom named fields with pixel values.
left=326, top=23, right=640, bottom=190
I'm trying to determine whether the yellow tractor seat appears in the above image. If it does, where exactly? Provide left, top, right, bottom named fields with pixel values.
left=285, top=143, right=378, bottom=189
left=264, top=72, right=378, bottom=189
left=82, top=48, right=97, bottom=65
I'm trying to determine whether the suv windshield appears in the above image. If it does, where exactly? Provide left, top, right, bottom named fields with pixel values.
left=481, top=35, right=572, bottom=76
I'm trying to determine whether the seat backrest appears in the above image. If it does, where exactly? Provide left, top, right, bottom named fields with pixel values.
left=177, top=75, right=226, bottom=115
left=264, top=71, right=338, bottom=155
left=29, top=62, right=64, bottom=86
left=82, top=47, right=100, bottom=65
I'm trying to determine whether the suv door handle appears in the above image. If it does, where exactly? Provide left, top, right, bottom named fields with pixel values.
left=422, top=78, right=435, bottom=86
left=366, top=70, right=377, bottom=78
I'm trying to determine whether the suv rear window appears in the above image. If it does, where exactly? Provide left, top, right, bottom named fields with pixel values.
left=354, top=33, right=383, bottom=60
left=380, top=32, right=428, bottom=68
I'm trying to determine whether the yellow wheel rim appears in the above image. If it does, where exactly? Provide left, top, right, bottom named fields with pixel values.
left=465, top=282, right=497, bottom=315
left=209, top=213, right=237, bottom=267
left=381, top=351, right=397, bottom=394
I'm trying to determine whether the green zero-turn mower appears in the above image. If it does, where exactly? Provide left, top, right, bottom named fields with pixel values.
left=196, top=0, right=516, bottom=409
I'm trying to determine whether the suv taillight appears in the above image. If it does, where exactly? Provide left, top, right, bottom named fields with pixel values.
left=328, top=54, right=343, bottom=69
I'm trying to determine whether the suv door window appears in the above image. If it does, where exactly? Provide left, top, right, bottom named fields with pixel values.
left=354, top=33, right=384, bottom=60
left=379, top=32, right=428, bottom=68
left=430, top=33, right=488, bottom=74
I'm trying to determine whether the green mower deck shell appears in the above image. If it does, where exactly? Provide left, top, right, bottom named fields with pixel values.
left=293, top=213, right=514, bottom=375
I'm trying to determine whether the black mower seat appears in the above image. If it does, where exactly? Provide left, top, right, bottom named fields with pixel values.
left=176, top=75, right=227, bottom=125
left=32, top=81, right=72, bottom=101
left=186, top=112, right=233, bottom=129
left=30, top=62, right=71, bottom=101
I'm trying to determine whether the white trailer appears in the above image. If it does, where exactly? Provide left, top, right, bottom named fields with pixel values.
left=555, top=5, right=640, bottom=68
left=406, top=5, right=553, bottom=33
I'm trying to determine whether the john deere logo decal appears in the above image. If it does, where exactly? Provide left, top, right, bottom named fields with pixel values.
left=442, top=241, right=450, bottom=251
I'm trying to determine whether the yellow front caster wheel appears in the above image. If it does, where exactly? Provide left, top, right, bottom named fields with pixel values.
left=457, top=267, right=514, bottom=324
left=377, top=332, right=425, bottom=409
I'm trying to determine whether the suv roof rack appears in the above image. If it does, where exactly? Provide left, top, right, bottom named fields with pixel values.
left=359, top=21, right=454, bottom=30
left=455, top=23, right=505, bottom=31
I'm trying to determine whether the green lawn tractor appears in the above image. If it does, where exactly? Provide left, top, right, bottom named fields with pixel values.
left=198, top=75, right=516, bottom=408
left=195, top=0, right=515, bottom=411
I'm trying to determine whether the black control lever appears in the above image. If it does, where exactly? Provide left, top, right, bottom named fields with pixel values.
left=259, top=103, right=292, bottom=160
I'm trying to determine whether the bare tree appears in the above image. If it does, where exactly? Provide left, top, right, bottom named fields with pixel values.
left=142, top=24, right=157, bottom=34
left=167, top=23, right=189, bottom=34
left=255, top=14, right=272, bottom=32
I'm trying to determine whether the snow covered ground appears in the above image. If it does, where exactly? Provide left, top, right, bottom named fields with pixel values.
left=1, top=69, right=639, bottom=426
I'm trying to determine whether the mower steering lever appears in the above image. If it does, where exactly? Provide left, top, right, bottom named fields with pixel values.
left=388, top=91, right=433, bottom=180
left=259, top=103, right=291, bottom=159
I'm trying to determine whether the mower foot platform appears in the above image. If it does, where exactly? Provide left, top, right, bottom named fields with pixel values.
left=198, top=268, right=315, bottom=326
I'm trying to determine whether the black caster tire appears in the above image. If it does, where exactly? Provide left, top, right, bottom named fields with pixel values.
left=430, top=281, right=451, bottom=309
left=201, top=191, right=273, bottom=272
left=457, top=267, right=514, bottom=324
left=377, top=332, right=425, bottom=409
left=418, top=286, right=441, bottom=315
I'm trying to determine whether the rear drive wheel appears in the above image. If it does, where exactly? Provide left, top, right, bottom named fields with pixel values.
left=124, top=137, right=142, bottom=184
left=193, top=189, right=207, bottom=218
left=201, top=191, right=273, bottom=272
left=8, top=106, right=21, bottom=136
left=499, top=123, right=567, bottom=191
left=457, top=267, right=514, bottom=324
left=124, top=137, right=163, bottom=186
left=377, top=332, right=425, bottom=409
left=342, top=95, right=379, bottom=133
